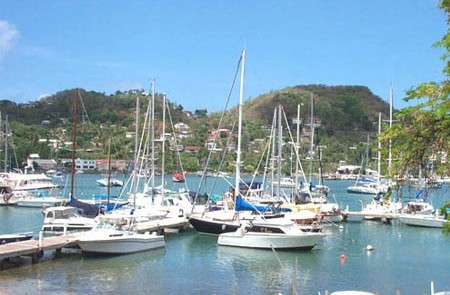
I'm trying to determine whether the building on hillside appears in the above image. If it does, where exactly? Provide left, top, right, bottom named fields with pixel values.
left=74, top=159, right=96, bottom=171
left=184, top=146, right=201, bottom=154
left=174, top=122, right=190, bottom=133
left=24, top=154, right=57, bottom=172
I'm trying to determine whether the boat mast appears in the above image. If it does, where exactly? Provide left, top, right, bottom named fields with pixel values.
left=309, top=93, right=314, bottom=183
left=151, top=80, right=156, bottom=197
left=235, top=47, right=245, bottom=199
left=161, top=94, right=166, bottom=200
left=276, top=104, right=282, bottom=200
left=295, top=104, right=301, bottom=193
left=377, top=112, right=381, bottom=183
left=107, top=136, right=111, bottom=203
left=388, top=84, right=393, bottom=183
left=70, top=89, right=79, bottom=198
left=133, top=95, right=140, bottom=208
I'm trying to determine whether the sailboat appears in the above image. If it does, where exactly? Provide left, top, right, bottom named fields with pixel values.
left=66, top=90, right=128, bottom=216
left=188, top=48, right=249, bottom=235
left=78, top=94, right=166, bottom=256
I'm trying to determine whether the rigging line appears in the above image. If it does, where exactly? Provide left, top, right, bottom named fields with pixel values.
left=165, top=95, right=189, bottom=192
left=281, top=106, right=308, bottom=185
left=207, top=118, right=237, bottom=199
left=244, top=117, right=274, bottom=199
left=192, top=50, right=244, bottom=209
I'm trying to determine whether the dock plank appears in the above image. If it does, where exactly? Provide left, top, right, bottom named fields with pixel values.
left=0, top=233, right=81, bottom=260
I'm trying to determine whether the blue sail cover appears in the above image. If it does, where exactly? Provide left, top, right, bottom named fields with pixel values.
left=234, top=196, right=291, bottom=213
left=68, top=195, right=129, bottom=217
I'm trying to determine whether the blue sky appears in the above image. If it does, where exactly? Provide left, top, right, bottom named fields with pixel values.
left=0, top=0, right=447, bottom=112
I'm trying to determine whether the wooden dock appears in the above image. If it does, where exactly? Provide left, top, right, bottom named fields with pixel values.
left=0, top=233, right=81, bottom=263
left=0, top=218, right=191, bottom=264
left=342, top=211, right=399, bottom=223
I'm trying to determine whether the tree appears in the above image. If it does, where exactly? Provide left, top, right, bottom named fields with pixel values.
left=382, top=1, right=450, bottom=234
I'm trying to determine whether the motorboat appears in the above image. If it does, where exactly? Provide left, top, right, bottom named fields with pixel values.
left=41, top=206, right=97, bottom=236
left=361, top=199, right=402, bottom=221
left=96, top=178, right=124, bottom=187
left=15, top=190, right=66, bottom=208
left=0, top=172, right=62, bottom=191
left=398, top=213, right=449, bottom=228
left=78, top=223, right=165, bottom=255
left=172, top=172, right=185, bottom=183
left=217, top=218, right=325, bottom=250
left=0, top=232, right=33, bottom=245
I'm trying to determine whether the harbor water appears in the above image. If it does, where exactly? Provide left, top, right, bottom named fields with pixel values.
left=1, top=173, right=450, bottom=294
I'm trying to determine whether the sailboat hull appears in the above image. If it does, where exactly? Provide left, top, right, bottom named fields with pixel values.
left=188, top=216, right=240, bottom=235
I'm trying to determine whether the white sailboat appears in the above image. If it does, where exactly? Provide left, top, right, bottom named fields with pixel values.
left=189, top=48, right=249, bottom=235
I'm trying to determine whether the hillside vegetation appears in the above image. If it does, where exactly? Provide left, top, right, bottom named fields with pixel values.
left=0, top=85, right=392, bottom=175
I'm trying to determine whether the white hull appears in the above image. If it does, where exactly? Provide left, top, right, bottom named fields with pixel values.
left=398, top=214, right=449, bottom=228
left=78, top=229, right=165, bottom=255
left=218, top=230, right=324, bottom=250
left=347, top=185, right=378, bottom=195
left=16, top=197, right=65, bottom=208
left=96, top=178, right=124, bottom=187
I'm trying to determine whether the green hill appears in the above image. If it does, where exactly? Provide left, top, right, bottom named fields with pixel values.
left=0, top=85, right=391, bottom=174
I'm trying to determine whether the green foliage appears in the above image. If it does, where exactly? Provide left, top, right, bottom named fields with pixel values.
left=381, top=1, right=450, bottom=182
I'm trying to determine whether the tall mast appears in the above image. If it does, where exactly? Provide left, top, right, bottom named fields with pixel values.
left=309, top=93, right=314, bottom=183
left=388, top=84, right=393, bottom=180
left=133, top=95, right=140, bottom=208
left=295, top=104, right=301, bottom=193
left=70, top=89, right=79, bottom=198
left=161, top=94, right=166, bottom=200
left=377, top=112, right=381, bottom=183
left=276, top=104, right=282, bottom=200
left=151, top=80, right=156, bottom=194
left=235, top=47, right=245, bottom=199
left=107, top=136, right=112, bottom=203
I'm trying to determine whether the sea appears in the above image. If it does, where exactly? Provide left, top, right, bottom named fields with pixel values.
left=0, top=173, right=450, bottom=295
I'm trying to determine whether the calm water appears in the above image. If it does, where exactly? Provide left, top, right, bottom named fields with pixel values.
left=1, top=174, right=450, bottom=295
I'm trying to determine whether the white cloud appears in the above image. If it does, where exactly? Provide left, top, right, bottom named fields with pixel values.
left=0, top=20, right=19, bottom=61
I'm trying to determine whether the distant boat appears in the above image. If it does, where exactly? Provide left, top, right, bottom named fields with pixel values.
left=96, top=178, right=124, bottom=187
left=172, top=172, right=185, bottom=183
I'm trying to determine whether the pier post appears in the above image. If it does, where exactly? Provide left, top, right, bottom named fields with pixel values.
left=38, top=231, right=43, bottom=247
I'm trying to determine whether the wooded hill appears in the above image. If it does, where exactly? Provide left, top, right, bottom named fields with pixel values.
left=0, top=85, right=392, bottom=175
